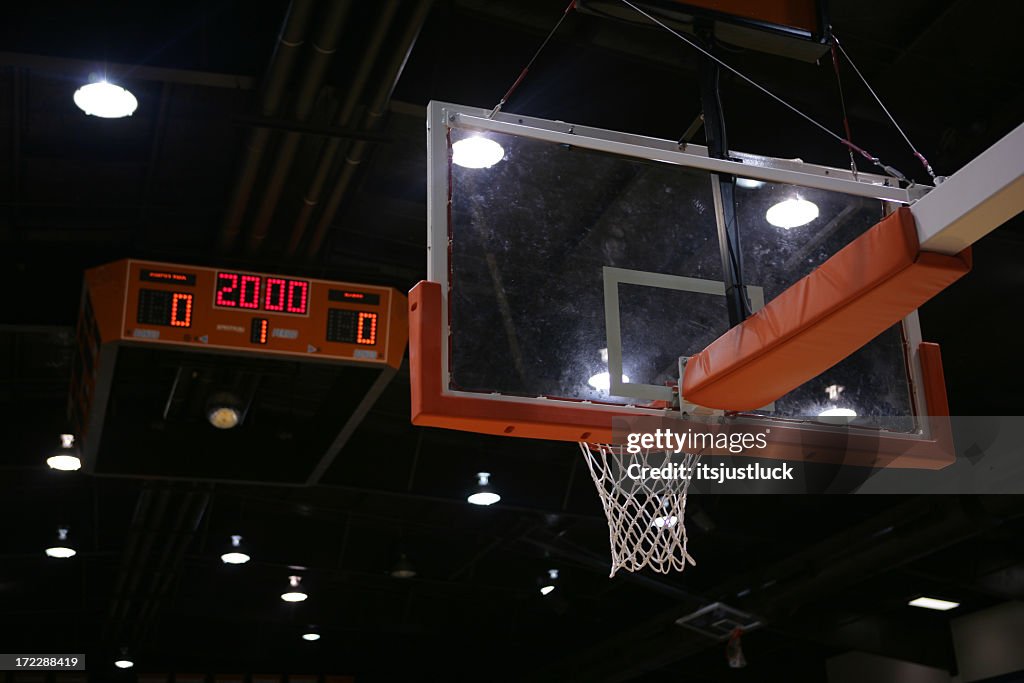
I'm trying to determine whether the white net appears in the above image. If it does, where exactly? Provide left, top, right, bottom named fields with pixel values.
left=580, top=442, right=702, bottom=577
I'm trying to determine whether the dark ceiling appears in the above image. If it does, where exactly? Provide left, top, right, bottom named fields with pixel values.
left=1, top=1, right=1023, bottom=681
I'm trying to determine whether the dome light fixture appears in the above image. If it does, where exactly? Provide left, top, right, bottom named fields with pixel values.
left=452, top=136, right=505, bottom=169
left=587, top=371, right=630, bottom=394
left=766, top=197, right=819, bottom=229
left=539, top=569, right=559, bottom=596
left=390, top=553, right=417, bottom=579
left=467, top=472, right=501, bottom=506
left=73, top=80, right=138, bottom=119
left=652, top=496, right=678, bottom=528
left=220, top=534, right=251, bottom=565
left=206, top=391, right=244, bottom=430
left=281, top=575, right=308, bottom=602
left=47, top=433, right=82, bottom=471
left=819, top=384, right=857, bottom=418
left=819, top=407, right=857, bottom=417
left=45, top=526, right=76, bottom=559
left=301, top=629, right=321, bottom=641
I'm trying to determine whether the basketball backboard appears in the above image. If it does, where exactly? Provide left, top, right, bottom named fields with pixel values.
left=411, top=101, right=952, bottom=468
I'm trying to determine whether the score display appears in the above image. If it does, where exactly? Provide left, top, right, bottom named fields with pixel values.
left=326, top=309, right=378, bottom=345
left=137, top=289, right=194, bottom=328
left=214, top=271, right=310, bottom=315
left=92, top=259, right=406, bottom=370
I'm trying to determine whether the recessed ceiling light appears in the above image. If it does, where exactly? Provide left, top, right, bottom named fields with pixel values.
left=302, top=632, right=321, bottom=641
left=766, top=198, right=819, bottom=229
left=452, top=136, right=504, bottom=169
left=908, top=597, right=960, bottom=611
left=114, top=659, right=134, bottom=669
left=73, top=80, right=138, bottom=119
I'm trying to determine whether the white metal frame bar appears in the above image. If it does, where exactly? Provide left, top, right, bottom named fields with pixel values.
left=602, top=266, right=765, bottom=402
left=912, top=121, right=1024, bottom=255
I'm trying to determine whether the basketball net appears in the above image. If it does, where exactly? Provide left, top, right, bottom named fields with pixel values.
left=579, top=442, right=701, bottom=577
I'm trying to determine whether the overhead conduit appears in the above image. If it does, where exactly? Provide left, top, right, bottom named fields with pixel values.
left=284, top=0, right=403, bottom=257
left=244, top=0, right=353, bottom=253
left=219, top=0, right=316, bottom=251
left=302, top=0, right=434, bottom=259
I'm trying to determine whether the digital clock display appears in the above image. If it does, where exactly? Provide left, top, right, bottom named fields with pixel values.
left=214, top=271, right=310, bottom=315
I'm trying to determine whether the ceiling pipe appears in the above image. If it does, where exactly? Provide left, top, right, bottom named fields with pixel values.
left=136, top=492, right=210, bottom=644
left=244, top=1, right=353, bottom=254
left=102, top=488, right=171, bottom=643
left=285, top=0, right=403, bottom=257
left=302, top=0, right=434, bottom=259
left=218, top=0, right=316, bottom=251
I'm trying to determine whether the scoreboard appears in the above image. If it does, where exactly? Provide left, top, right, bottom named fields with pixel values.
left=81, top=259, right=407, bottom=369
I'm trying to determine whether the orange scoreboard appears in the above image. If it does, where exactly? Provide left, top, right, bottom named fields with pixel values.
left=80, top=259, right=407, bottom=368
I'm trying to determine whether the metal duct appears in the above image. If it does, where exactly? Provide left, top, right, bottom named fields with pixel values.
left=245, top=0, right=353, bottom=253
left=218, top=0, right=317, bottom=251
left=302, top=0, right=433, bottom=259
left=285, top=0, right=403, bottom=257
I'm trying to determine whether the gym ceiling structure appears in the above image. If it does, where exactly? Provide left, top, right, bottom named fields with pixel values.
left=1, top=1, right=1023, bottom=681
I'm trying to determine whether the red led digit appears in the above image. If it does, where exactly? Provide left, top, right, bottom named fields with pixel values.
left=170, top=293, right=193, bottom=328
left=356, top=312, right=378, bottom=345
left=215, top=272, right=239, bottom=307
left=259, top=319, right=269, bottom=344
left=265, top=278, right=287, bottom=311
left=239, top=275, right=261, bottom=309
left=286, top=280, right=309, bottom=314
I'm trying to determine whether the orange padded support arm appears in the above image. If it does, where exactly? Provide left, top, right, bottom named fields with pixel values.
left=682, top=208, right=972, bottom=411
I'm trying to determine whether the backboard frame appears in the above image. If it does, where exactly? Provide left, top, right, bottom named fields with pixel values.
left=416, top=101, right=953, bottom=469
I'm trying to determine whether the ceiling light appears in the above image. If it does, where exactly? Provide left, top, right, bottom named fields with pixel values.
left=766, top=198, right=819, bottom=229
left=819, top=407, right=857, bottom=417
left=587, top=372, right=630, bottom=393
left=220, top=534, right=250, bottom=565
left=735, top=178, right=764, bottom=189
left=45, top=526, right=76, bottom=559
left=301, top=629, right=321, bottom=641
left=73, top=80, right=138, bottom=119
left=47, top=433, right=82, bottom=471
left=908, top=597, right=960, bottom=611
left=206, top=391, right=244, bottom=429
left=390, top=553, right=417, bottom=579
left=452, top=136, right=504, bottom=169
left=281, top=575, right=308, bottom=602
left=114, top=659, right=134, bottom=669
left=652, top=515, right=678, bottom=528
left=539, top=568, right=559, bottom=596
left=467, top=472, right=501, bottom=506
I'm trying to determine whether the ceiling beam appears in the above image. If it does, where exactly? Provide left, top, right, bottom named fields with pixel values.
left=0, top=52, right=257, bottom=90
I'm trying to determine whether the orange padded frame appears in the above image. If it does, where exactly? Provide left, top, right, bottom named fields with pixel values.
left=409, top=279, right=955, bottom=469
left=682, top=208, right=972, bottom=410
